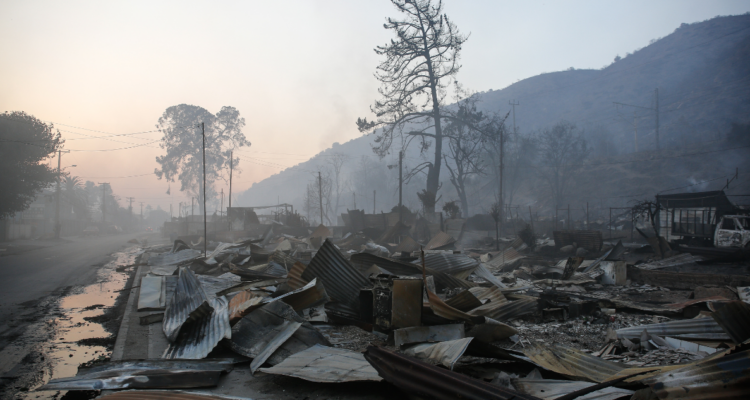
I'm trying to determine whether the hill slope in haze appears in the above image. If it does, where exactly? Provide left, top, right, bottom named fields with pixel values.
left=237, top=14, right=750, bottom=221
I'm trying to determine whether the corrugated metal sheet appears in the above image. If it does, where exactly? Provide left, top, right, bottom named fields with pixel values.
left=426, top=287, right=485, bottom=324
left=301, top=239, right=372, bottom=313
left=138, top=275, right=165, bottom=310
left=39, top=359, right=233, bottom=391
left=260, top=344, right=382, bottom=383
left=642, top=348, right=750, bottom=399
left=270, top=250, right=300, bottom=271
left=485, top=247, right=525, bottom=271
left=229, top=267, right=287, bottom=282
left=98, top=391, right=253, bottom=400
left=395, top=236, right=421, bottom=253
left=250, top=320, right=303, bottom=374
left=445, top=290, right=483, bottom=311
left=286, top=261, right=310, bottom=290
left=469, top=286, right=508, bottom=304
left=413, top=253, right=479, bottom=278
left=270, top=277, right=330, bottom=311
left=394, top=324, right=466, bottom=348
left=227, top=290, right=265, bottom=324
left=351, top=252, right=476, bottom=290
left=404, top=337, right=474, bottom=370
left=149, top=249, right=202, bottom=275
left=163, top=296, right=231, bottom=359
left=163, top=267, right=214, bottom=342
left=637, top=253, right=703, bottom=270
left=553, top=230, right=603, bottom=252
left=248, top=261, right=288, bottom=277
left=197, top=273, right=242, bottom=298
left=363, top=346, right=541, bottom=400
left=424, top=231, right=456, bottom=250
left=466, top=317, right=517, bottom=342
left=469, top=299, right=537, bottom=321
left=524, top=343, right=625, bottom=383
left=711, top=301, right=750, bottom=344
left=616, top=317, right=731, bottom=341
left=512, top=378, right=634, bottom=400
left=473, top=264, right=507, bottom=288
left=229, top=301, right=331, bottom=366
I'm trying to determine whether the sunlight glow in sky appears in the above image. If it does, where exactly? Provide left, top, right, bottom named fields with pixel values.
left=1, top=0, right=748, bottom=210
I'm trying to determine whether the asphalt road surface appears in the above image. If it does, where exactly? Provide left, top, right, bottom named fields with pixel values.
left=0, top=233, right=148, bottom=334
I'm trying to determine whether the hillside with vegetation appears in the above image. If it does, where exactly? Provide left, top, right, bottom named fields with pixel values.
left=237, top=14, right=750, bottom=222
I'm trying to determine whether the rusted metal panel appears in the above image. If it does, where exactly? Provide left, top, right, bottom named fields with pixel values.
left=271, top=277, right=330, bottom=312
left=286, top=261, right=310, bottom=290
left=424, top=231, right=456, bottom=250
left=260, top=344, right=382, bottom=383
left=445, top=290, right=483, bottom=312
left=524, top=343, right=625, bottom=383
left=363, top=346, right=541, bottom=400
left=642, top=348, right=750, bottom=399
left=391, top=278, right=423, bottom=329
left=426, top=286, right=485, bottom=324
left=616, top=317, right=730, bottom=341
left=227, top=290, right=265, bottom=324
left=310, top=223, right=332, bottom=238
left=553, top=230, right=603, bottom=252
left=469, top=299, right=537, bottom=321
left=350, top=252, right=476, bottom=290
left=394, top=324, right=466, bottom=348
left=711, top=301, right=750, bottom=344
left=163, top=296, right=231, bottom=359
left=301, top=239, right=372, bottom=314
left=163, top=267, right=214, bottom=342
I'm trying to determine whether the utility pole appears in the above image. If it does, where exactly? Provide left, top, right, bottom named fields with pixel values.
left=192, top=197, right=195, bottom=219
left=613, top=88, right=660, bottom=152
left=398, top=150, right=403, bottom=224
left=139, top=202, right=144, bottom=230
left=318, top=171, right=324, bottom=225
left=126, top=197, right=135, bottom=231
left=353, top=192, right=356, bottom=210
left=221, top=189, right=224, bottom=219
left=201, top=122, right=207, bottom=257
left=509, top=100, right=519, bottom=136
left=53, top=150, right=71, bottom=239
left=655, top=88, right=660, bottom=151
left=170, top=204, right=173, bottom=220
left=373, top=190, right=376, bottom=214
left=228, top=150, right=233, bottom=231
left=99, top=182, right=109, bottom=225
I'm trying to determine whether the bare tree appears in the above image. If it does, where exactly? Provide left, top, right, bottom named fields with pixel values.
left=303, top=171, right=334, bottom=225
left=327, top=153, right=347, bottom=219
left=536, top=121, right=589, bottom=209
left=443, top=96, right=486, bottom=217
left=357, top=0, right=467, bottom=215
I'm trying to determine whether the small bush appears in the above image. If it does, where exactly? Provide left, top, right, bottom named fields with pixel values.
left=518, top=224, right=537, bottom=248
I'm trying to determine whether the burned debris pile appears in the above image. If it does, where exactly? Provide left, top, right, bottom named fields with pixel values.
left=43, top=215, right=750, bottom=399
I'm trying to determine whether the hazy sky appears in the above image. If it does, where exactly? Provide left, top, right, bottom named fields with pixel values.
left=2, top=0, right=748, bottom=211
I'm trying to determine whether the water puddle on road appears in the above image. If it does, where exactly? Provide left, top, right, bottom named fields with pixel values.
left=19, top=247, right=142, bottom=400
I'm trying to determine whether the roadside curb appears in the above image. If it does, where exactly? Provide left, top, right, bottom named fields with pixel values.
left=111, top=263, right=144, bottom=361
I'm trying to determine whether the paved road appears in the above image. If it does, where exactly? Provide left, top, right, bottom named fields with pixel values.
left=0, top=233, right=151, bottom=329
